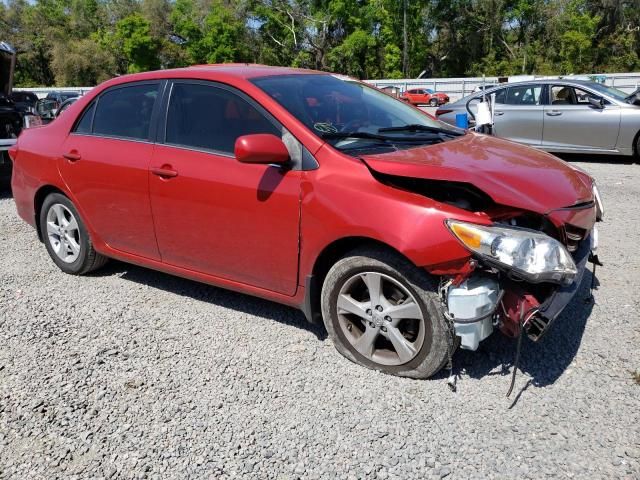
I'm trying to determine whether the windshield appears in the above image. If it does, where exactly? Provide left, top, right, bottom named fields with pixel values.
left=585, top=82, right=632, bottom=102
left=251, top=74, right=461, bottom=153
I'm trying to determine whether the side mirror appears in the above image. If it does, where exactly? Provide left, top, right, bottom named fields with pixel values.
left=588, top=96, right=604, bottom=109
left=235, top=134, right=290, bottom=166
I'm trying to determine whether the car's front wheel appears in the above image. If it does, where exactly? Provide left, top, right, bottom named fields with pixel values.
left=321, top=247, right=451, bottom=379
left=39, top=193, right=108, bottom=275
left=429, top=98, right=439, bottom=107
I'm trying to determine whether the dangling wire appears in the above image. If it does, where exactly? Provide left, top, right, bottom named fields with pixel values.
left=506, top=305, right=538, bottom=398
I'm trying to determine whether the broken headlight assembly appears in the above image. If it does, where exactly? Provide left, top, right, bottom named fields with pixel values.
left=446, top=220, right=578, bottom=285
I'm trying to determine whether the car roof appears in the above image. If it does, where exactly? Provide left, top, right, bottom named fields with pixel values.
left=86, top=64, right=332, bottom=94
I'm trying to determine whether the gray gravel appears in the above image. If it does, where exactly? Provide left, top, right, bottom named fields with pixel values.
left=1, top=159, right=639, bottom=480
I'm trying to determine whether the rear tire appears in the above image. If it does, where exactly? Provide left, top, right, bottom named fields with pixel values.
left=320, top=246, right=451, bottom=379
left=39, top=193, right=108, bottom=275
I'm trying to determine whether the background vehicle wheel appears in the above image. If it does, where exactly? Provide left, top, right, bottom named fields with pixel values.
left=39, top=193, right=108, bottom=274
left=429, top=98, right=438, bottom=107
left=634, top=131, right=640, bottom=163
left=321, top=246, right=451, bottom=379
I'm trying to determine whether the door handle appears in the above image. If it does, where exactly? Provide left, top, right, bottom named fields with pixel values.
left=546, top=111, right=563, bottom=116
left=63, top=151, right=81, bottom=162
left=151, top=166, right=178, bottom=178
left=494, top=111, right=504, bottom=116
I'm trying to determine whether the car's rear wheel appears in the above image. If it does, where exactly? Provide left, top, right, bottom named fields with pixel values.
left=429, top=98, right=438, bottom=107
left=39, top=193, right=108, bottom=274
left=321, top=246, right=451, bottom=379
left=634, top=131, right=640, bottom=162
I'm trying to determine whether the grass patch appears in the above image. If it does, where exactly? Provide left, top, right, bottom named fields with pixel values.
left=632, top=370, right=640, bottom=386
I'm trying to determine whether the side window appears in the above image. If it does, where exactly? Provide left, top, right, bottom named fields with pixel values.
left=492, top=88, right=507, bottom=104
left=74, top=102, right=95, bottom=134
left=93, top=84, right=159, bottom=140
left=551, top=85, right=576, bottom=105
left=505, top=85, right=542, bottom=105
left=573, top=87, right=604, bottom=105
left=165, top=83, right=280, bottom=154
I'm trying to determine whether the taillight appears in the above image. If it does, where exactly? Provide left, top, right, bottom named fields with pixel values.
left=435, top=109, right=453, bottom=116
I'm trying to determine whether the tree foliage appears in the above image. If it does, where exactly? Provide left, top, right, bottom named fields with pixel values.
left=0, top=0, right=638, bottom=86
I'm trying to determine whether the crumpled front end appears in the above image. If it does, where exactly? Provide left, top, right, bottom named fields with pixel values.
left=441, top=200, right=600, bottom=350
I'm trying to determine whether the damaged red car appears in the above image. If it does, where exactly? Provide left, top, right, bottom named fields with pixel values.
left=10, top=66, right=603, bottom=379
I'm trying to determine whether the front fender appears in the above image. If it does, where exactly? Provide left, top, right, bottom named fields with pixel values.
left=298, top=145, right=490, bottom=282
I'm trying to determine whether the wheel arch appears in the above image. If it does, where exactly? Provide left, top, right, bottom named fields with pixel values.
left=633, top=128, right=640, bottom=158
left=301, top=236, right=416, bottom=324
left=34, top=185, right=67, bottom=242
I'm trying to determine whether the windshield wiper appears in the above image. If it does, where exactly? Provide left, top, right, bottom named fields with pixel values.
left=320, top=131, right=391, bottom=141
left=321, top=131, right=442, bottom=142
left=378, top=124, right=463, bottom=136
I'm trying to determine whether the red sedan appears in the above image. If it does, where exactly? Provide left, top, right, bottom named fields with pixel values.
left=401, top=88, right=449, bottom=106
left=9, top=65, right=601, bottom=379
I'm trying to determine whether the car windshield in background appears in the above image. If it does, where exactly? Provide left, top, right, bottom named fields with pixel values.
left=584, top=82, right=634, bottom=103
left=251, top=74, right=461, bottom=153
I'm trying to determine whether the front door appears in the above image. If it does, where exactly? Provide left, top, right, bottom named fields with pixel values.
left=542, top=85, right=621, bottom=151
left=58, top=82, right=162, bottom=260
left=149, top=81, right=301, bottom=296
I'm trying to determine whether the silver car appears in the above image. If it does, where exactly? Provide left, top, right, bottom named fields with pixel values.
left=436, top=79, right=640, bottom=157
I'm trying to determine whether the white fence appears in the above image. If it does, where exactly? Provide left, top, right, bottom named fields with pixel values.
left=366, top=72, right=640, bottom=102
left=13, top=87, right=93, bottom=99
left=14, top=71, right=640, bottom=102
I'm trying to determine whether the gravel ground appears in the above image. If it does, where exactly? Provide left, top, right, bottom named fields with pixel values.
left=1, top=159, right=639, bottom=480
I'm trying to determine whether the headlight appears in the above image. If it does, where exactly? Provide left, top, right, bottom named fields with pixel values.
left=593, top=183, right=604, bottom=221
left=446, top=220, right=577, bottom=284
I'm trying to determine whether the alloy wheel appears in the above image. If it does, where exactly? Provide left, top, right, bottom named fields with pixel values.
left=336, top=272, right=425, bottom=366
left=46, top=203, right=81, bottom=263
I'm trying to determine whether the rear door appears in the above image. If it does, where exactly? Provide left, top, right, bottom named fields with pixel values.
left=59, top=81, right=162, bottom=260
left=542, top=85, right=621, bottom=150
left=148, top=80, right=301, bottom=295
left=493, top=84, right=544, bottom=146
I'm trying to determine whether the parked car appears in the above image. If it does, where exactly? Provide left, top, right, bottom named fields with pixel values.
left=1, top=42, right=41, bottom=186
left=436, top=79, right=640, bottom=157
left=10, top=66, right=602, bottom=379
left=400, top=88, right=449, bottom=106
left=36, top=91, right=81, bottom=123
left=10, top=91, right=39, bottom=114
left=55, top=97, right=79, bottom=117
left=45, top=90, right=80, bottom=107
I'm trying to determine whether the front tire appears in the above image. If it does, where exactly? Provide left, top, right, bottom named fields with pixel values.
left=39, top=193, right=108, bottom=275
left=321, top=247, right=451, bottom=379
left=429, top=98, right=438, bottom=107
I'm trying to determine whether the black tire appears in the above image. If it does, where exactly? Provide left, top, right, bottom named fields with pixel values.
left=320, top=246, right=451, bottom=379
left=429, top=98, right=438, bottom=107
left=39, top=193, right=108, bottom=275
left=634, top=131, right=640, bottom=163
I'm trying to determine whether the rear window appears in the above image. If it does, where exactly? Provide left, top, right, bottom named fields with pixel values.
left=92, top=84, right=159, bottom=140
left=505, top=85, right=542, bottom=105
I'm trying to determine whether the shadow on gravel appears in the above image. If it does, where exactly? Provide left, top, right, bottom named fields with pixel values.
left=0, top=186, right=13, bottom=199
left=90, top=254, right=597, bottom=391
left=453, top=269, right=596, bottom=395
left=89, top=260, right=328, bottom=340
left=556, top=153, right=636, bottom=165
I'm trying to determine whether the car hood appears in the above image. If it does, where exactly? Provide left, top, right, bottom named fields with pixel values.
left=360, top=133, right=593, bottom=214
